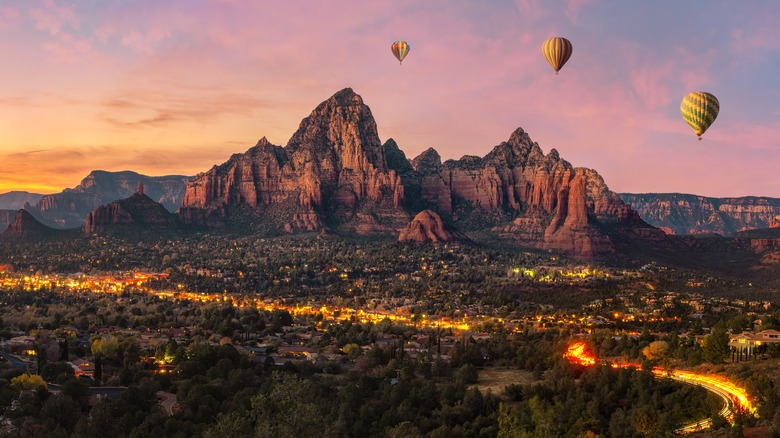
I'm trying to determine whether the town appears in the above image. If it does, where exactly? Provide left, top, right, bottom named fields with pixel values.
left=1, top=236, right=780, bottom=436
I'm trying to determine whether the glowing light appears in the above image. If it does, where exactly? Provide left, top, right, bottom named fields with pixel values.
left=563, top=342, right=596, bottom=366
left=563, top=342, right=756, bottom=428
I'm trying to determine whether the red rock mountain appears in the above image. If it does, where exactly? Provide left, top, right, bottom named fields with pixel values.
left=180, top=88, right=642, bottom=257
left=24, top=170, right=190, bottom=229
left=180, top=88, right=406, bottom=234
left=1, top=209, right=61, bottom=240
left=398, top=210, right=469, bottom=244
left=86, top=183, right=180, bottom=235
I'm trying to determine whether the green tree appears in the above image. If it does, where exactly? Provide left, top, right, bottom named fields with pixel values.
left=204, top=411, right=253, bottom=438
left=386, top=421, right=422, bottom=438
left=703, top=328, right=730, bottom=364
left=455, top=363, right=479, bottom=385
left=251, top=372, right=323, bottom=438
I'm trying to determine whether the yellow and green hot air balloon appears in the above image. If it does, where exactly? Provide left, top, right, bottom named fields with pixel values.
left=542, top=37, right=573, bottom=74
left=391, top=40, right=410, bottom=64
left=680, top=91, right=719, bottom=140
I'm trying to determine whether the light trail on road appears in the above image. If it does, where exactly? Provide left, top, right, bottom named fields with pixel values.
left=564, top=342, right=755, bottom=434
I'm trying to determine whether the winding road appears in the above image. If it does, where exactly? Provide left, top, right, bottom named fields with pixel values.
left=564, top=343, right=754, bottom=434
left=660, top=370, right=736, bottom=434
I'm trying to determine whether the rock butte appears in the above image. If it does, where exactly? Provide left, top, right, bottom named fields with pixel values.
left=177, top=88, right=646, bottom=257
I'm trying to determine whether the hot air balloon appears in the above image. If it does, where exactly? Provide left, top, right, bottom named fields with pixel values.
left=391, top=40, right=410, bottom=64
left=680, top=92, right=719, bottom=140
left=542, top=37, right=573, bottom=74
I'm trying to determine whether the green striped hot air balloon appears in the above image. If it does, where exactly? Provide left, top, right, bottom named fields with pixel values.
left=680, top=91, right=719, bottom=140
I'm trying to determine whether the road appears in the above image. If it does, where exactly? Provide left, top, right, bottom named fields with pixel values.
left=563, top=343, right=753, bottom=435
left=661, top=370, right=736, bottom=434
left=0, top=351, right=32, bottom=371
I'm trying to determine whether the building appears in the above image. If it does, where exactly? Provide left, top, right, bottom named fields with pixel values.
left=729, top=329, right=780, bottom=356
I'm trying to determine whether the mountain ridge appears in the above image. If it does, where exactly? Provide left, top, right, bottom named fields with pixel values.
left=620, top=192, right=780, bottom=236
left=23, top=170, right=191, bottom=229
left=179, top=88, right=640, bottom=257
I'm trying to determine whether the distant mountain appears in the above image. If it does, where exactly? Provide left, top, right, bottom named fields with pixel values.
left=1, top=209, right=63, bottom=240
left=0, top=191, right=44, bottom=209
left=0, top=210, right=16, bottom=231
left=179, top=88, right=645, bottom=257
left=24, top=170, right=191, bottom=229
left=620, top=193, right=780, bottom=236
left=86, top=182, right=181, bottom=236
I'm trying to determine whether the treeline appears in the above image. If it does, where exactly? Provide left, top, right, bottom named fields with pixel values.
left=1, top=331, right=737, bottom=437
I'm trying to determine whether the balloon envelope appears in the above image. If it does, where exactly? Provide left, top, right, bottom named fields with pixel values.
left=542, top=37, right=573, bottom=73
left=391, top=40, right=410, bottom=64
left=680, top=92, right=719, bottom=140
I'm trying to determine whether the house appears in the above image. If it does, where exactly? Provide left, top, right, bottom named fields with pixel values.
left=68, top=358, right=95, bottom=378
left=729, top=329, right=780, bottom=355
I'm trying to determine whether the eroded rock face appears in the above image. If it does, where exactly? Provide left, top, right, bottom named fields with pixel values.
left=180, top=88, right=407, bottom=233
left=398, top=210, right=468, bottom=244
left=399, top=128, right=627, bottom=257
left=179, top=89, right=638, bottom=257
left=1, top=210, right=58, bottom=240
left=24, top=171, right=190, bottom=229
left=86, top=187, right=179, bottom=235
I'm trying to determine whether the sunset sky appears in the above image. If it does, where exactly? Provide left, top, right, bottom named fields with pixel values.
left=1, top=1, right=778, bottom=197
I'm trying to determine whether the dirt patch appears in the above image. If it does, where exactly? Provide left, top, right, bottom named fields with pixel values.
left=474, top=367, right=537, bottom=395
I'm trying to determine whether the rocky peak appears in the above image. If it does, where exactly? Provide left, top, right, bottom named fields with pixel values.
left=383, top=139, right=414, bottom=175
left=484, top=128, right=542, bottom=167
left=286, top=88, right=386, bottom=173
left=137, top=181, right=144, bottom=195
left=1, top=209, right=58, bottom=240
left=398, top=210, right=469, bottom=244
left=86, top=192, right=179, bottom=235
left=411, top=148, right=442, bottom=173
left=180, top=89, right=408, bottom=232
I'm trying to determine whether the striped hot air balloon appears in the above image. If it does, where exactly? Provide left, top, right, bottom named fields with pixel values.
left=542, top=37, right=573, bottom=74
left=391, top=40, right=410, bottom=64
left=680, top=92, right=719, bottom=140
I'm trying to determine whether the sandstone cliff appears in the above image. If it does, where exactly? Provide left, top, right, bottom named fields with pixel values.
left=1, top=209, right=61, bottom=240
left=86, top=183, right=180, bottom=235
left=25, top=171, right=190, bottom=229
left=390, top=128, right=629, bottom=257
left=180, top=88, right=407, bottom=234
left=180, top=88, right=640, bottom=257
left=398, top=210, right=469, bottom=244
left=620, top=193, right=780, bottom=236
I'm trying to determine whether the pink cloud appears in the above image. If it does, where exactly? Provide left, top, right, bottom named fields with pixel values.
left=29, top=0, right=78, bottom=35
left=564, top=0, right=595, bottom=23
left=40, top=32, right=96, bottom=63
left=0, top=6, right=20, bottom=29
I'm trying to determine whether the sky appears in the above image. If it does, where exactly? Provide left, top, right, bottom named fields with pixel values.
left=0, top=0, right=779, bottom=197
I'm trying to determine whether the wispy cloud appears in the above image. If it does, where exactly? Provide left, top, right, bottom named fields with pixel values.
left=0, top=6, right=20, bottom=29
left=28, top=0, right=78, bottom=35
left=1, top=1, right=779, bottom=197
